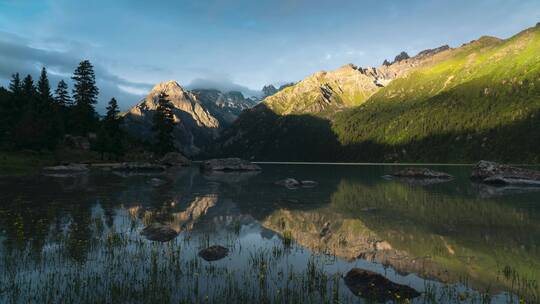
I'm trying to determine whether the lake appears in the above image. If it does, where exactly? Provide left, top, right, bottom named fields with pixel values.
left=0, top=164, right=538, bottom=303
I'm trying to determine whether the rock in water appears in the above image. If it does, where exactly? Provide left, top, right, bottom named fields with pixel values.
left=160, top=152, right=191, bottom=167
left=390, top=167, right=453, bottom=179
left=344, top=268, right=420, bottom=302
left=111, top=162, right=166, bottom=172
left=471, top=161, right=540, bottom=185
left=300, top=180, right=318, bottom=187
left=275, top=178, right=300, bottom=188
left=148, top=178, right=167, bottom=187
left=198, top=245, right=229, bottom=261
left=43, top=163, right=89, bottom=173
left=201, top=158, right=261, bottom=171
left=276, top=178, right=318, bottom=189
left=141, top=223, right=178, bottom=242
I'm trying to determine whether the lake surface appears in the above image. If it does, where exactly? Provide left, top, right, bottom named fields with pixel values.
left=0, top=164, right=539, bottom=303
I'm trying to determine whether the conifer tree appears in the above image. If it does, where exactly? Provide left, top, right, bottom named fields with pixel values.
left=54, top=80, right=71, bottom=106
left=37, top=67, right=52, bottom=102
left=96, top=97, right=124, bottom=159
left=9, top=73, right=21, bottom=95
left=152, top=92, right=176, bottom=155
left=71, top=60, right=99, bottom=134
left=22, top=75, right=36, bottom=97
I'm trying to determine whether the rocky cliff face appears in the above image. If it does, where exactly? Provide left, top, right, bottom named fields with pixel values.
left=191, top=89, right=257, bottom=126
left=123, top=81, right=215, bottom=156
left=260, top=45, right=452, bottom=116
left=123, top=81, right=258, bottom=156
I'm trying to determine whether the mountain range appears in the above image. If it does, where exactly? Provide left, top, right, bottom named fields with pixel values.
left=124, top=22, right=540, bottom=163
left=122, top=81, right=256, bottom=155
left=213, top=22, right=540, bottom=163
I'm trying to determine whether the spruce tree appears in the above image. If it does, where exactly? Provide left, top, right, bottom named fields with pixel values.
left=54, top=80, right=71, bottom=106
left=22, top=75, right=36, bottom=97
left=37, top=67, right=52, bottom=101
left=152, top=92, right=176, bottom=155
left=96, top=98, right=124, bottom=159
left=9, top=73, right=21, bottom=95
left=71, top=60, right=99, bottom=135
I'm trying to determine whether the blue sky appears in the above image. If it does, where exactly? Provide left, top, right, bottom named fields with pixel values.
left=1, top=0, right=539, bottom=111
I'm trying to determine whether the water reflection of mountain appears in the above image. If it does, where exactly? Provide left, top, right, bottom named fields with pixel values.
left=258, top=177, right=540, bottom=299
left=1, top=165, right=539, bottom=300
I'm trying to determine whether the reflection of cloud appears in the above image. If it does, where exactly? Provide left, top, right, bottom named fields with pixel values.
left=0, top=31, right=152, bottom=112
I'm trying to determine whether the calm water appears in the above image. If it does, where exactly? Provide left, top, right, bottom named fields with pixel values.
left=0, top=164, right=539, bottom=303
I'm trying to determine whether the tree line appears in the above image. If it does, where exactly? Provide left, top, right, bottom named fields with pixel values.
left=0, top=60, right=177, bottom=159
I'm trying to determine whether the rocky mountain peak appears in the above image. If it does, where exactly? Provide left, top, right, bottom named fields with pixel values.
left=151, top=80, right=183, bottom=93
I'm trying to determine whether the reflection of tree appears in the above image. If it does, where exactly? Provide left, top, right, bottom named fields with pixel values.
left=0, top=196, right=60, bottom=257
left=65, top=206, right=92, bottom=263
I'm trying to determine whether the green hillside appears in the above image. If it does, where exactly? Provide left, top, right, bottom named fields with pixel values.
left=333, top=25, right=540, bottom=162
left=214, top=23, right=540, bottom=163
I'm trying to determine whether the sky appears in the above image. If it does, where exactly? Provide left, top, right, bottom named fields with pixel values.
left=0, top=0, right=539, bottom=112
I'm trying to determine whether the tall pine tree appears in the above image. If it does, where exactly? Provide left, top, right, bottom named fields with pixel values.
left=152, top=92, right=176, bottom=155
left=22, top=75, right=36, bottom=97
left=9, top=73, right=21, bottom=95
left=37, top=67, right=52, bottom=101
left=54, top=80, right=71, bottom=106
left=96, top=98, right=124, bottom=159
left=4, top=74, right=22, bottom=134
left=71, top=60, right=99, bottom=135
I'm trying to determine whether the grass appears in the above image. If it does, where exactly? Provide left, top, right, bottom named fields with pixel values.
left=0, top=151, right=55, bottom=175
left=0, top=201, right=528, bottom=304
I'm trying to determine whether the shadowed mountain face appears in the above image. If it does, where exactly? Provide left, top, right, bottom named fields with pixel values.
left=123, top=82, right=257, bottom=156
left=215, top=23, right=540, bottom=163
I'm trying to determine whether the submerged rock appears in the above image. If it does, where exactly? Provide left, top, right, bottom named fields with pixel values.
left=201, top=158, right=261, bottom=171
left=198, top=245, right=229, bottom=261
left=43, top=163, right=89, bottom=173
left=383, top=167, right=453, bottom=186
left=275, top=178, right=300, bottom=188
left=471, top=161, right=540, bottom=186
left=390, top=167, right=453, bottom=179
left=160, top=152, right=191, bottom=167
left=275, top=178, right=319, bottom=189
left=111, top=162, right=166, bottom=172
left=300, top=180, right=318, bottom=187
left=344, top=268, right=420, bottom=302
left=148, top=178, right=167, bottom=187
left=141, top=223, right=178, bottom=242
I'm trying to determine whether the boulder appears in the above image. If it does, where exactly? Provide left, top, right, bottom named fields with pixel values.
left=43, top=163, right=89, bottom=173
left=319, top=222, right=331, bottom=237
left=198, top=245, right=229, bottom=261
left=344, top=268, right=420, bottom=302
left=471, top=161, right=540, bottom=185
left=160, top=152, right=191, bottom=167
left=63, top=135, right=90, bottom=150
left=141, top=223, right=178, bottom=242
left=390, top=167, right=453, bottom=179
left=110, top=162, right=166, bottom=172
left=201, top=158, right=261, bottom=171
